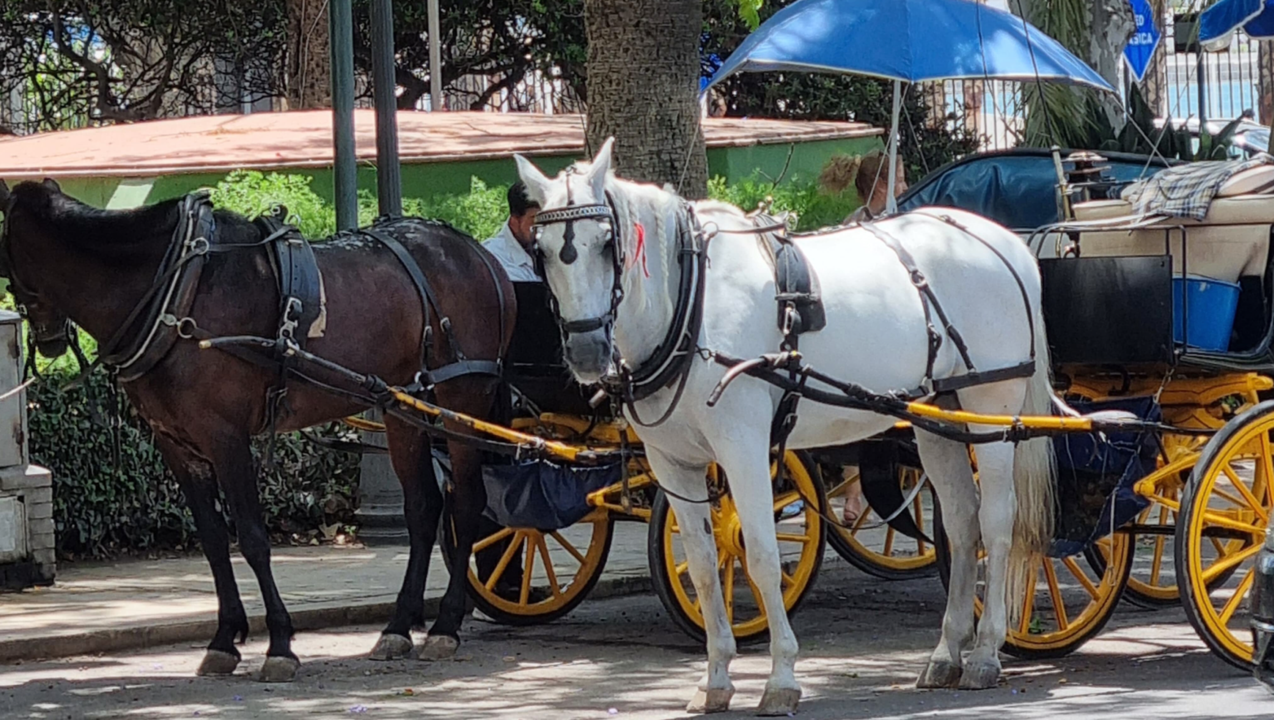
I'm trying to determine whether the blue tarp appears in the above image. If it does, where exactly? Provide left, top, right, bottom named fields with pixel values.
left=706, top=0, right=1112, bottom=91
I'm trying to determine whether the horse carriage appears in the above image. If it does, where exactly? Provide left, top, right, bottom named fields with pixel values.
left=888, top=147, right=1274, bottom=671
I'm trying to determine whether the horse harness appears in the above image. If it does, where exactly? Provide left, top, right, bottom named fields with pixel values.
left=0, top=190, right=503, bottom=433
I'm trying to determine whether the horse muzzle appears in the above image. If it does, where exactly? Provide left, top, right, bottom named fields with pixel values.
left=562, top=329, right=613, bottom=384
left=30, top=320, right=71, bottom=359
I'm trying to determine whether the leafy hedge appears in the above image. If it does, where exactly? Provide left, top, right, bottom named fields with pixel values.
left=28, top=362, right=362, bottom=557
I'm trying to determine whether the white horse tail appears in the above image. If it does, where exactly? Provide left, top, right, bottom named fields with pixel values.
left=1006, top=298, right=1058, bottom=622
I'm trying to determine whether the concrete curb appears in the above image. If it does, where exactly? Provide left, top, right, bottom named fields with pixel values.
left=0, top=574, right=653, bottom=664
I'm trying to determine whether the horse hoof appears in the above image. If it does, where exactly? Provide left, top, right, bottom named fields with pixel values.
left=756, top=686, right=801, bottom=716
left=686, top=686, right=735, bottom=714
left=417, top=635, right=459, bottom=661
left=257, top=656, right=300, bottom=683
left=957, top=660, right=1001, bottom=690
left=916, top=659, right=962, bottom=689
left=196, top=649, right=240, bottom=677
left=369, top=633, right=414, bottom=661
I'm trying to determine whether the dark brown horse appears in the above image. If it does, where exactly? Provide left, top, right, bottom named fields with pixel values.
left=0, top=178, right=515, bottom=681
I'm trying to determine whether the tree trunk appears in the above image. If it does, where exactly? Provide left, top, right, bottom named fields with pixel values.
left=1090, top=0, right=1137, bottom=128
left=583, top=0, right=708, bottom=198
left=286, top=0, right=331, bottom=109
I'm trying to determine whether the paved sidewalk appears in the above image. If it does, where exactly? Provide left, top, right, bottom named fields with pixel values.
left=0, top=523, right=652, bottom=663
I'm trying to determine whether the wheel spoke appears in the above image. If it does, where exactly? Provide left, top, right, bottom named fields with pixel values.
left=520, top=535, right=536, bottom=605
left=1259, top=431, right=1274, bottom=491
left=1017, top=563, right=1038, bottom=635
left=1149, top=533, right=1166, bottom=586
left=1201, top=542, right=1261, bottom=584
left=1222, top=465, right=1270, bottom=523
left=1043, top=560, right=1068, bottom=632
left=781, top=568, right=795, bottom=587
left=1062, top=556, right=1101, bottom=599
left=776, top=532, right=812, bottom=545
left=485, top=530, right=524, bottom=592
left=550, top=531, right=587, bottom=564
left=1218, top=570, right=1257, bottom=626
left=675, top=559, right=690, bottom=577
left=724, top=559, right=735, bottom=625
left=472, top=526, right=514, bottom=554
left=773, top=491, right=801, bottom=514
left=536, top=534, right=562, bottom=599
left=883, top=527, right=896, bottom=557
left=1198, top=510, right=1264, bottom=537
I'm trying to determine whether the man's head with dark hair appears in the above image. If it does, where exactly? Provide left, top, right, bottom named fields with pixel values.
left=506, top=181, right=540, bottom=248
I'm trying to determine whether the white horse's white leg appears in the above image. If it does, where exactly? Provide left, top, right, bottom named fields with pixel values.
left=713, top=431, right=801, bottom=716
left=960, top=438, right=1015, bottom=689
left=913, top=430, right=979, bottom=689
left=646, top=448, right=736, bottom=714
left=952, top=379, right=1032, bottom=690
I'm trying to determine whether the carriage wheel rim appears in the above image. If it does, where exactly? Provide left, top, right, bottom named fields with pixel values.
left=1184, top=418, right=1273, bottom=665
left=827, top=466, right=936, bottom=571
left=662, top=452, right=822, bottom=638
left=973, top=533, right=1132, bottom=652
left=463, top=507, right=611, bottom=616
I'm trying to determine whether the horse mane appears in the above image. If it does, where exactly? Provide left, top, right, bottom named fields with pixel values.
left=12, top=181, right=184, bottom=252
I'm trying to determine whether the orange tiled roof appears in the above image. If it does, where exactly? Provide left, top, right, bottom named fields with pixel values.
left=0, top=110, right=881, bottom=179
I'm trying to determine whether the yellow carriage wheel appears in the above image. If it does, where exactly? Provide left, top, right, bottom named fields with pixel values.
left=648, top=451, right=827, bottom=643
left=824, top=462, right=936, bottom=580
left=935, top=512, right=1134, bottom=659
left=441, top=506, right=614, bottom=625
left=1175, top=400, right=1274, bottom=670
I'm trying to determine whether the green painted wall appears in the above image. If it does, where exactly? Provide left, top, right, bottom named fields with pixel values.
left=7, top=134, right=881, bottom=210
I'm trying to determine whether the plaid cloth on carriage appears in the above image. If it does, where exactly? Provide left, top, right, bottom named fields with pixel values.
left=1123, top=155, right=1274, bottom=220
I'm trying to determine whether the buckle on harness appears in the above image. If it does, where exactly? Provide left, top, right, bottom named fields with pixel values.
left=279, top=297, right=303, bottom=340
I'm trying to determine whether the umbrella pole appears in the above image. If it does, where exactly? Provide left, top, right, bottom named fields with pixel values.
left=886, top=79, right=902, bottom=214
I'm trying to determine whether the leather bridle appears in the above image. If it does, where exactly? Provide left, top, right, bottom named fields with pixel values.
left=530, top=168, right=625, bottom=342
left=0, top=195, right=74, bottom=349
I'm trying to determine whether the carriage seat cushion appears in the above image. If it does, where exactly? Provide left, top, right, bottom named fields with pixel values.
left=1072, top=195, right=1274, bottom=283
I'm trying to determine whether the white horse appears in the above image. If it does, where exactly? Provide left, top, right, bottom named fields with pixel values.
left=515, top=139, right=1056, bottom=715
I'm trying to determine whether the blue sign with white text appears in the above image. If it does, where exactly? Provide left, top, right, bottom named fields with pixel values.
left=1124, top=0, right=1161, bottom=82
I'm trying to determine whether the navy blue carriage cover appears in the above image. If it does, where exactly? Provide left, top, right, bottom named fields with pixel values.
left=1048, top=395, right=1161, bottom=558
left=482, top=458, right=623, bottom=531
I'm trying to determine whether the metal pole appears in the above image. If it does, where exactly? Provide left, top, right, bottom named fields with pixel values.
left=357, top=0, right=407, bottom=546
left=371, top=0, right=402, bottom=216
left=329, top=0, right=357, bottom=230
left=1197, top=50, right=1207, bottom=130
left=886, top=79, right=902, bottom=215
left=428, top=0, right=443, bottom=111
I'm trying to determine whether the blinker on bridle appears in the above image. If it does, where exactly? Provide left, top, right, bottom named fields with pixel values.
left=530, top=168, right=625, bottom=338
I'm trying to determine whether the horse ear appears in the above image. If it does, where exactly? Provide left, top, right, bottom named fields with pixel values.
left=514, top=154, right=551, bottom=206
left=0, top=180, right=8, bottom=204
left=585, top=137, right=615, bottom=196
left=41, top=177, right=61, bottom=193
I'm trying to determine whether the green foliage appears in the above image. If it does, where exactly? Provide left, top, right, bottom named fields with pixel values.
left=1064, top=83, right=1244, bottom=161
left=405, top=177, right=510, bottom=241
left=211, top=171, right=338, bottom=237
left=708, top=175, right=858, bottom=230
left=28, top=362, right=361, bottom=558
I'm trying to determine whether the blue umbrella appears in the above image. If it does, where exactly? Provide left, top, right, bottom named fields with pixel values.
left=706, top=0, right=1113, bottom=91
left=705, top=0, right=1114, bottom=212
left=1200, top=0, right=1274, bottom=50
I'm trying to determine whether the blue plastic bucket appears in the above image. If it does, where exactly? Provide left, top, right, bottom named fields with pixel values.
left=1172, top=275, right=1240, bottom=352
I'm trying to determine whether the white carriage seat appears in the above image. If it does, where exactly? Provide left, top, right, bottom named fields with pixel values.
left=1069, top=164, right=1274, bottom=283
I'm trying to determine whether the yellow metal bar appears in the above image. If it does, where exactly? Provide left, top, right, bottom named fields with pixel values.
left=390, top=389, right=588, bottom=462
left=903, top=402, right=1095, bottom=431
left=343, top=416, right=386, bottom=432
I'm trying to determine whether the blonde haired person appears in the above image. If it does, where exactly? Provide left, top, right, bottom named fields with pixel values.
left=820, top=150, right=909, bottom=225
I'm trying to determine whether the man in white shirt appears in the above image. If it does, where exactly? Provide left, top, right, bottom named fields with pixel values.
left=483, top=182, right=541, bottom=282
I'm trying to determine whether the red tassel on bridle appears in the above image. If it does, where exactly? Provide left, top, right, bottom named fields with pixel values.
left=631, top=222, right=650, bottom=278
